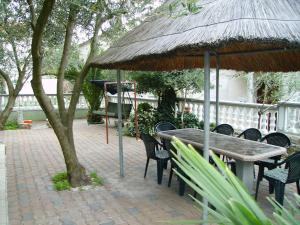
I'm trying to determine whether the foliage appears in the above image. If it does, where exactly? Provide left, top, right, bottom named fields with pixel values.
left=130, top=69, right=205, bottom=126
left=52, top=171, right=102, bottom=191
left=157, top=88, right=177, bottom=124
left=4, top=120, right=18, bottom=130
left=64, top=66, right=120, bottom=124
left=82, top=68, right=104, bottom=113
left=175, top=112, right=200, bottom=128
left=0, top=1, right=31, bottom=70
left=171, top=138, right=300, bottom=225
left=138, top=102, right=153, bottom=112
left=199, top=120, right=216, bottom=131
left=43, top=45, right=83, bottom=75
left=155, top=0, right=202, bottom=17
left=125, top=103, right=158, bottom=136
left=253, top=72, right=300, bottom=104
left=90, top=172, right=103, bottom=186
left=0, top=1, right=32, bottom=129
left=3, top=0, right=162, bottom=186
left=174, top=112, right=215, bottom=129
left=130, top=69, right=204, bottom=99
left=51, top=172, right=71, bottom=191
left=64, top=65, right=106, bottom=123
left=169, top=0, right=202, bottom=16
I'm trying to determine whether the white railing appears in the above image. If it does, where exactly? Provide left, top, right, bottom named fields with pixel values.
left=277, top=102, right=300, bottom=135
left=177, top=98, right=279, bottom=135
left=0, top=94, right=88, bottom=111
left=1, top=94, right=299, bottom=136
left=108, top=94, right=158, bottom=108
left=109, top=96, right=300, bottom=135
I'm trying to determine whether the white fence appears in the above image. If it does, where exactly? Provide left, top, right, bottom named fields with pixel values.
left=109, top=96, right=300, bottom=136
left=1, top=94, right=299, bottom=136
left=0, top=94, right=88, bottom=111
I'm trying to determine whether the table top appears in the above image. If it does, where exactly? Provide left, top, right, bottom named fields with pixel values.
left=158, top=128, right=287, bottom=162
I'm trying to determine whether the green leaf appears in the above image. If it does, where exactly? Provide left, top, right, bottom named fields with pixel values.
left=171, top=138, right=275, bottom=225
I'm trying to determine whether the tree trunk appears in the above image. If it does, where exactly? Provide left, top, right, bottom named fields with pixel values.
left=32, top=81, right=89, bottom=187
left=29, top=0, right=89, bottom=187
left=0, top=94, right=17, bottom=130
left=60, top=125, right=89, bottom=186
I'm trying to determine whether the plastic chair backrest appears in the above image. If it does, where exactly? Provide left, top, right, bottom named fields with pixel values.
left=260, top=132, right=291, bottom=161
left=261, top=132, right=291, bottom=148
left=286, top=151, right=300, bottom=183
left=212, top=124, right=234, bottom=136
left=140, top=133, right=160, bottom=159
left=238, top=128, right=262, bottom=141
left=155, top=122, right=176, bottom=133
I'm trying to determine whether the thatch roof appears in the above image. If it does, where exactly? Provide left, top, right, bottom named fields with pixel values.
left=91, top=0, right=300, bottom=72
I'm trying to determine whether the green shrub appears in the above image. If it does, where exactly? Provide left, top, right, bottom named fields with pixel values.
left=51, top=172, right=70, bottom=191
left=176, top=112, right=200, bottom=128
left=137, top=102, right=153, bottom=112
left=51, top=171, right=102, bottom=191
left=199, top=120, right=216, bottom=131
left=124, top=102, right=158, bottom=136
left=90, top=172, right=103, bottom=185
left=54, top=180, right=71, bottom=191
left=4, top=120, right=18, bottom=130
left=51, top=172, right=68, bottom=183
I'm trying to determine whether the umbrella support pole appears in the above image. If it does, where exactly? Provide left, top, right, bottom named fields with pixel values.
left=216, top=55, right=220, bottom=126
left=202, top=51, right=211, bottom=224
left=117, top=69, right=124, bottom=177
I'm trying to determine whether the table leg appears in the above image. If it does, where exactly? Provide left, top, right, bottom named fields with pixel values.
left=235, top=160, right=254, bottom=194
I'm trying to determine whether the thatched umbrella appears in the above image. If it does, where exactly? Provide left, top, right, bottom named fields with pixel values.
left=90, top=0, right=300, bottom=221
left=91, top=0, right=300, bottom=72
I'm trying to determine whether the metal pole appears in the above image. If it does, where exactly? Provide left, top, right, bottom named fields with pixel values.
left=133, top=81, right=139, bottom=140
left=117, top=70, right=124, bottom=177
left=216, top=55, right=220, bottom=126
left=104, top=83, right=109, bottom=144
left=202, top=51, right=210, bottom=223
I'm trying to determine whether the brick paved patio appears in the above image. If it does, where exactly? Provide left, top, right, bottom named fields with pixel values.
left=1, top=119, right=298, bottom=225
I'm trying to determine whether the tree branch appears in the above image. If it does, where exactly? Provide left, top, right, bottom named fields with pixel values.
left=14, top=53, right=31, bottom=95
left=67, top=12, right=103, bottom=122
left=26, top=0, right=36, bottom=30
left=57, top=5, right=79, bottom=123
left=3, top=28, right=22, bottom=75
left=0, top=68, right=15, bottom=97
left=31, top=0, right=59, bottom=130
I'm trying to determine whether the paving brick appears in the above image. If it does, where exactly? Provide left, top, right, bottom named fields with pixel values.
left=2, top=119, right=297, bottom=225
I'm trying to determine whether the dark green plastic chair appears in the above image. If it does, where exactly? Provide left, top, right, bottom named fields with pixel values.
left=140, top=133, right=169, bottom=185
left=255, top=151, right=300, bottom=205
left=255, top=132, right=291, bottom=190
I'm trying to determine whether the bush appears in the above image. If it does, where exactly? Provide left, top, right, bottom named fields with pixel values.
left=90, top=172, right=103, bottom=185
left=51, top=171, right=103, bottom=191
left=124, top=102, right=158, bottom=136
left=51, top=172, right=70, bottom=191
left=4, top=120, right=18, bottom=130
left=176, top=112, right=201, bottom=128
left=199, top=120, right=216, bottom=131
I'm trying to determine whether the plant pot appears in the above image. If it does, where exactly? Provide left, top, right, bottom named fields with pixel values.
left=87, top=113, right=104, bottom=124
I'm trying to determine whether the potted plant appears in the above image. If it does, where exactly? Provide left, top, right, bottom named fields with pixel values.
left=82, top=68, right=105, bottom=124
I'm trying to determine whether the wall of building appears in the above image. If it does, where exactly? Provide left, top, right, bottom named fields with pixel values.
left=185, top=70, right=253, bottom=103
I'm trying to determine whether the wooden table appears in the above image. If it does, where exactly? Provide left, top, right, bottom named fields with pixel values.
left=158, top=128, right=286, bottom=192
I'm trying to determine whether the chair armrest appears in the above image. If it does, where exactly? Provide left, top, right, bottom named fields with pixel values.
left=154, top=139, right=164, bottom=150
left=237, top=133, right=243, bottom=138
left=272, top=159, right=287, bottom=167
